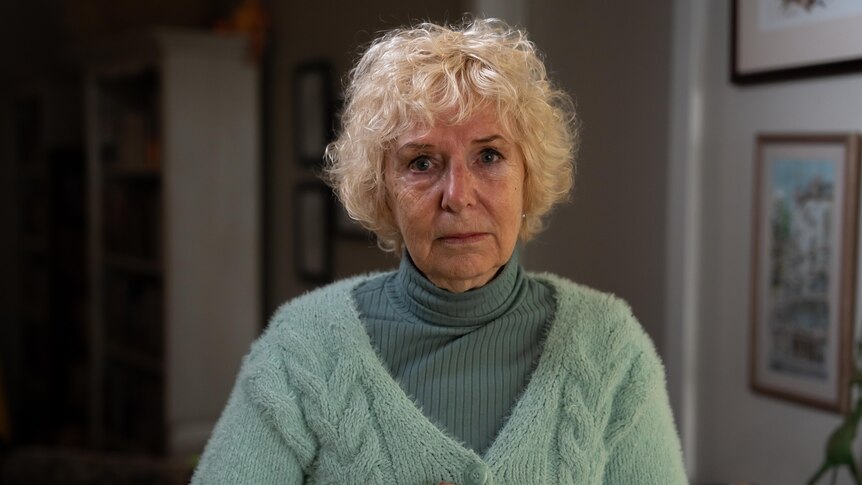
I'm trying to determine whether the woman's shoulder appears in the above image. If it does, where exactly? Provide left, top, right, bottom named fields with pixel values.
left=267, top=273, right=386, bottom=336
left=226, top=273, right=391, bottom=415
left=528, top=272, right=639, bottom=326
left=240, top=273, right=387, bottom=372
left=528, top=272, right=660, bottom=366
left=530, top=273, right=669, bottom=428
left=269, top=275, right=368, bottom=321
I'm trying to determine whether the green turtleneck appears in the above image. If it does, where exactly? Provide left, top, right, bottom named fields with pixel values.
left=352, top=251, right=556, bottom=454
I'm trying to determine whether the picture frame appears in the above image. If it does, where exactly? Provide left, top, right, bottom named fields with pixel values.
left=292, top=61, right=334, bottom=166
left=750, top=133, right=860, bottom=413
left=731, top=0, right=862, bottom=84
left=293, top=182, right=334, bottom=284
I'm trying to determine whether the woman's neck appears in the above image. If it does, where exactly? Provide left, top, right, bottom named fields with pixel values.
left=388, top=250, right=527, bottom=327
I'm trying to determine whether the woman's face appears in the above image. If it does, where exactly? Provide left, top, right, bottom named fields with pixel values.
left=385, top=108, right=525, bottom=293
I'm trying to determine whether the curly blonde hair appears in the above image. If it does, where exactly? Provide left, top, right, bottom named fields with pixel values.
left=324, top=17, right=577, bottom=252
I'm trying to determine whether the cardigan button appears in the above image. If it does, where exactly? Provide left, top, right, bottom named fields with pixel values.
left=463, top=462, right=489, bottom=485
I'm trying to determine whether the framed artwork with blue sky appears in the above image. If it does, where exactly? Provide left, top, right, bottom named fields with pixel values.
left=750, top=133, right=860, bottom=412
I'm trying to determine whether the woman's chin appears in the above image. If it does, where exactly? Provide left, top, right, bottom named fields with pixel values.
left=410, top=237, right=514, bottom=291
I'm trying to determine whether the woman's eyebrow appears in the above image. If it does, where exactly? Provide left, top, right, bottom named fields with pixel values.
left=396, top=142, right=434, bottom=153
left=473, top=134, right=505, bottom=144
left=396, top=135, right=506, bottom=153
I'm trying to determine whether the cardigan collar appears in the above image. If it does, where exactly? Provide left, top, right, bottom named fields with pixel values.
left=384, top=249, right=528, bottom=327
left=337, top=272, right=582, bottom=482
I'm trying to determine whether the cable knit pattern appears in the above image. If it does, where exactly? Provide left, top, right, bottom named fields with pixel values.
left=191, top=273, right=687, bottom=485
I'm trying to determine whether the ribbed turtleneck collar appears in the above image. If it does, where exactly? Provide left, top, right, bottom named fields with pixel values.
left=384, top=249, right=528, bottom=327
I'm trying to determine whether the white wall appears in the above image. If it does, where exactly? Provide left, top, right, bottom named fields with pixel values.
left=676, top=1, right=862, bottom=483
left=665, top=0, right=709, bottom=476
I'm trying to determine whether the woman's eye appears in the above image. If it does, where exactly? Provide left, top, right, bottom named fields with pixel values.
left=409, top=156, right=432, bottom=172
left=479, top=149, right=502, bottom=164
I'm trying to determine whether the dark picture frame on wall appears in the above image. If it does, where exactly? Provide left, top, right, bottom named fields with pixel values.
left=293, top=182, right=334, bottom=284
left=750, top=133, right=860, bottom=413
left=292, top=61, right=334, bottom=166
left=732, top=0, right=862, bottom=84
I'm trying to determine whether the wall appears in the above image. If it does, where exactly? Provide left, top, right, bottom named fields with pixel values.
left=680, top=1, right=862, bottom=483
left=267, top=1, right=463, bottom=309
left=523, top=2, right=674, bottom=352
left=471, top=0, right=525, bottom=27
left=0, top=2, right=65, bottom=83
left=665, top=0, right=708, bottom=474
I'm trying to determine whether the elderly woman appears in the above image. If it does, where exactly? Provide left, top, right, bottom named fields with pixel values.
left=192, top=18, right=686, bottom=485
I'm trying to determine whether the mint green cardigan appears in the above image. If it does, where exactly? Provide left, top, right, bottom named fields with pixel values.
left=191, top=273, right=687, bottom=484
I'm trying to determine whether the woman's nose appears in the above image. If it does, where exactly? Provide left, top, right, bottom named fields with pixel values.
left=441, top=160, right=477, bottom=212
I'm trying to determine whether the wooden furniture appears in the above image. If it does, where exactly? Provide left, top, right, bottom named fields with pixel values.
left=8, top=80, right=87, bottom=447
left=85, top=29, right=260, bottom=456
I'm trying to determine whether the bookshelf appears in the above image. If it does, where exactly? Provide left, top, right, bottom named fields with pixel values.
left=85, top=29, right=260, bottom=456
left=9, top=80, right=88, bottom=447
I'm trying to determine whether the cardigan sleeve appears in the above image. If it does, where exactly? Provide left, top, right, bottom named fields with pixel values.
left=602, top=349, right=688, bottom=485
left=191, top=340, right=317, bottom=485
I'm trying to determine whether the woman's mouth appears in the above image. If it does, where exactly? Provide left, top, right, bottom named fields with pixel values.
left=437, top=233, right=489, bottom=244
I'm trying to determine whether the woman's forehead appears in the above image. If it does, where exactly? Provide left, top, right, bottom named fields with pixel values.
left=394, top=107, right=511, bottom=144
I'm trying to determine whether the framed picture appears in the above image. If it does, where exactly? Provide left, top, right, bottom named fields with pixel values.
left=750, top=133, right=860, bottom=412
left=293, top=182, right=334, bottom=284
left=292, top=61, right=334, bottom=166
left=732, top=0, right=862, bottom=84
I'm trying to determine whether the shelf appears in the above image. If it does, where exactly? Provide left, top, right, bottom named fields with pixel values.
left=105, top=340, right=164, bottom=375
left=104, top=253, right=163, bottom=276
left=84, top=30, right=260, bottom=455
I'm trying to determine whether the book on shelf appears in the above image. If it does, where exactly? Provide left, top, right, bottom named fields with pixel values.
left=104, top=272, right=164, bottom=359
left=102, top=185, right=162, bottom=261
left=117, top=111, right=147, bottom=169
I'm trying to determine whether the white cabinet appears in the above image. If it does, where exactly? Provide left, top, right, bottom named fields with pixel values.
left=85, top=29, right=260, bottom=455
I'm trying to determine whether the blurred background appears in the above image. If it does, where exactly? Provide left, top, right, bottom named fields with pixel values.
left=1, top=0, right=862, bottom=483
